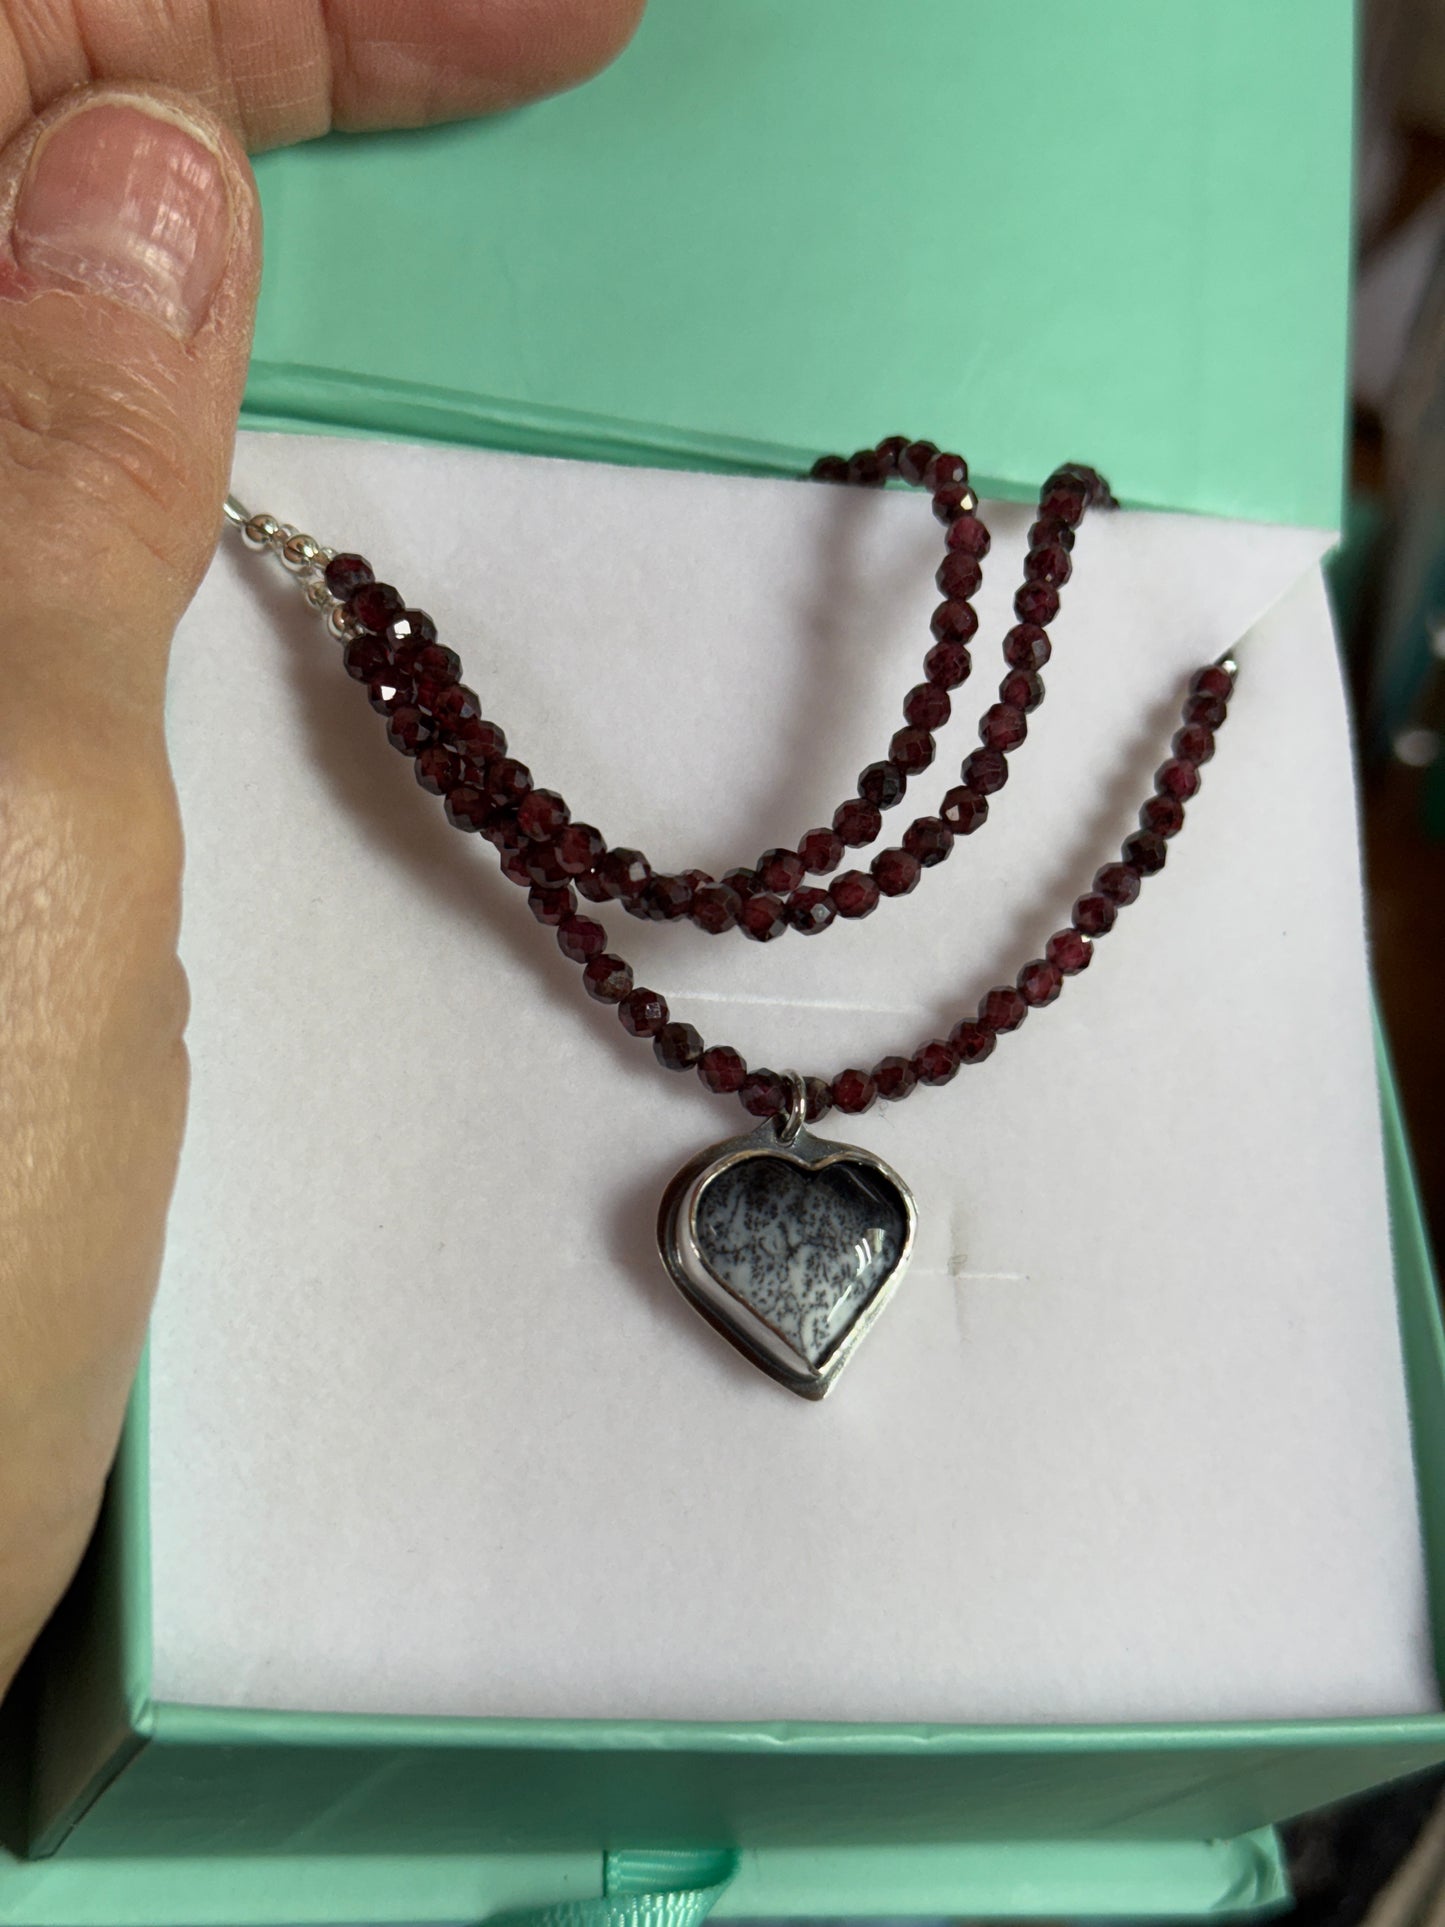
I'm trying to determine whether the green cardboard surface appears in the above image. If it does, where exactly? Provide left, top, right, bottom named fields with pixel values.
left=244, top=0, right=1352, bottom=528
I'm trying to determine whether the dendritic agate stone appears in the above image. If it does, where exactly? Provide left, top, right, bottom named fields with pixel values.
left=693, top=1153, right=909, bottom=1367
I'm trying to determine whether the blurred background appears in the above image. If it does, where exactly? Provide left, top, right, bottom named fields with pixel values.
left=1349, top=0, right=1445, bottom=1259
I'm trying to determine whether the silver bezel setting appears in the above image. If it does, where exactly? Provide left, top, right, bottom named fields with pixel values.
left=656, top=1111, right=918, bottom=1401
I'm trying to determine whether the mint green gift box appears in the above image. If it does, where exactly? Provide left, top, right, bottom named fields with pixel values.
left=9, top=4, right=1445, bottom=1921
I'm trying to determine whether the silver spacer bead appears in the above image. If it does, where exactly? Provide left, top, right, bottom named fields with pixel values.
left=327, top=603, right=357, bottom=640
left=242, top=512, right=282, bottom=551
left=304, top=578, right=334, bottom=612
left=281, top=532, right=322, bottom=573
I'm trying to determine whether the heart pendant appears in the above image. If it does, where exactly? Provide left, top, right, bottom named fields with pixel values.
left=657, top=1075, right=917, bottom=1399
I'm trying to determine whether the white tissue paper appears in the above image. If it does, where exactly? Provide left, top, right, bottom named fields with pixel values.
left=146, top=430, right=1435, bottom=1726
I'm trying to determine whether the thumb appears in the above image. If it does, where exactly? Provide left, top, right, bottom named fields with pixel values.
left=0, top=86, right=259, bottom=727
left=0, top=88, right=258, bottom=1689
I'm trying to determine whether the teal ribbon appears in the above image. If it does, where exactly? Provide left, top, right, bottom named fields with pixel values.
left=497, top=1849, right=739, bottom=1927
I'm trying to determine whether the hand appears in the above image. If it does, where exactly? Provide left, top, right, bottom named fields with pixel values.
left=0, top=0, right=642, bottom=1701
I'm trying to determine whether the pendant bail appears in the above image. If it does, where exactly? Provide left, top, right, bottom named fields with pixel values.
left=777, top=1069, right=808, bottom=1146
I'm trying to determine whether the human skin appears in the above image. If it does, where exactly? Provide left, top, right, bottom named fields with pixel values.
left=0, top=0, right=644, bottom=1703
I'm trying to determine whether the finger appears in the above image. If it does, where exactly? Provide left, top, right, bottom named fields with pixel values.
left=2, top=0, right=647, bottom=152
left=0, top=85, right=259, bottom=1692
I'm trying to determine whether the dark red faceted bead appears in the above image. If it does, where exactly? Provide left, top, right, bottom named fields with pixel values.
left=557, top=915, right=607, bottom=963
left=913, top=1038, right=960, bottom=1086
left=1000, top=669, right=1045, bottom=713
left=936, top=552, right=981, bottom=600
left=834, top=798, right=883, bottom=846
left=1073, top=892, right=1118, bottom=937
left=932, top=484, right=974, bottom=526
left=485, top=814, right=526, bottom=852
left=681, top=868, right=714, bottom=893
left=324, top=552, right=373, bottom=599
left=786, top=886, right=836, bottom=935
left=903, top=816, right=952, bottom=867
left=1173, top=723, right=1215, bottom=765
left=873, top=1055, right=918, bottom=1102
left=499, top=846, right=534, bottom=887
left=1096, top=862, right=1142, bottom=906
left=554, top=821, right=605, bottom=874
left=414, top=744, right=463, bottom=795
left=961, top=748, right=1009, bottom=794
left=1123, top=830, right=1168, bottom=876
left=1191, top=663, right=1235, bottom=701
left=847, top=449, right=886, bottom=487
left=721, top=866, right=760, bottom=901
left=757, top=847, right=805, bottom=895
left=830, top=870, right=881, bottom=918
left=530, top=882, right=577, bottom=926
left=367, top=671, right=413, bottom=716
left=691, top=882, right=741, bottom=933
left=903, top=682, right=951, bottom=730
left=831, top=1068, right=878, bottom=1115
left=875, top=435, right=910, bottom=475
left=698, top=1044, right=748, bottom=1094
left=348, top=581, right=405, bottom=632
left=1156, top=757, right=1202, bottom=800
left=924, top=640, right=973, bottom=689
left=1003, top=624, right=1052, bottom=671
left=1014, top=582, right=1061, bottom=626
left=858, top=760, right=908, bottom=808
left=1040, top=475, right=1089, bottom=526
left=1140, top=792, right=1185, bottom=839
left=738, top=892, right=787, bottom=942
left=804, top=1076, right=833, bottom=1123
left=449, top=716, right=508, bottom=764
left=583, top=953, right=633, bottom=1003
left=644, top=874, right=695, bottom=921
left=575, top=870, right=611, bottom=903
left=516, top=788, right=570, bottom=842
left=889, top=726, right=935, bottom=774
left=799, top=826, right=845, bottom=874
left=898, top=440, right=939, bottom=486
left=980, top=703, right=1027, bottom=752
left=1018, top=959, right=1063, bottom=1006
left=342, top=634, right=390, bottom=681
left=484, top=758, right=533, bottom=811
left=926, top=451, right=968, bottom=489
left=598, top=846, right=652, bottom=900
left=944, top=512, right=990, bottom=560
left=872, top=847, right=921, bottom=896
left=385, top=608, right=439, bottom=652
left=1024, top=543, right=1073, bottom=588
left=979, top=985, right=1028, bottom=1032
left=810, top=454, right=849, bottom=484
left=739, top=1069, right=786, bottom=1118
left=385, top=705, right=435, bottom=756
left=443, top=783, right=490, bottom=832
left=940, top=785, right=989, bottom=835
left=654, top=1022, right=705, bottom=1072
left=949, top=1019, right=996, bottom=1065
left=424, top=682, right=481, bottom=728
left=619, top=987, right=669, bottom=1038
left=1028, top=516, right=1075, bottom=553
left=1182, top=692, right=1227, bottom=730
left=930, top=597, right=979, bottom=643
left=1046, top=927, right=1093, bottom=974
left=400, top=642, right=461, bottom=690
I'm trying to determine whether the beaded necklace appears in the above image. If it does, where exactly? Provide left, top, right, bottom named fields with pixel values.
left=224, top=438, right=1234, bottom=1399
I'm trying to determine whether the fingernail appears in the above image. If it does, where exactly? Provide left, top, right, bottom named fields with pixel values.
left=13, top=99, right=231, bottom=337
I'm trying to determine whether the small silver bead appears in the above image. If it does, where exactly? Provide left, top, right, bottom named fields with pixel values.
left=317, top=546, right=336, bottom=564
left=327, top=604, right=356, bottom=639
left=304, top=579, right=333, bottom=612
left=281, top=532, right=321, bottom=573
left=242, top=512, right=281, bottom=551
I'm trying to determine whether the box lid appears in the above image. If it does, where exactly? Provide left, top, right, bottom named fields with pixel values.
left=243, top=0, right=1352, bottom=528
